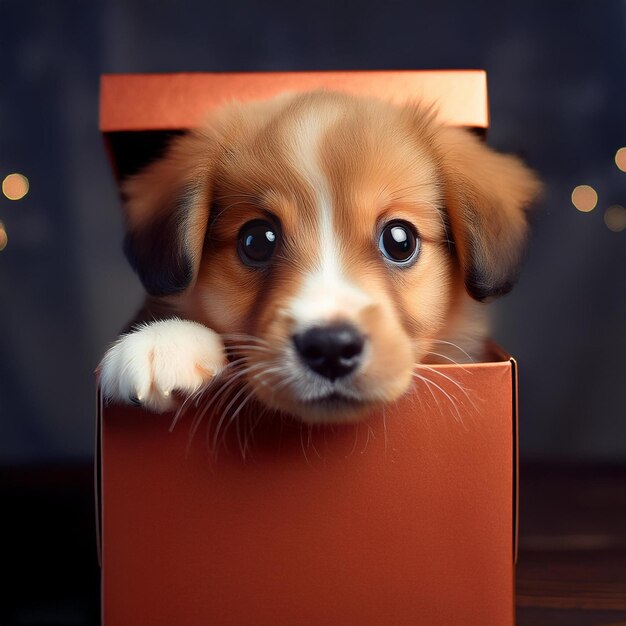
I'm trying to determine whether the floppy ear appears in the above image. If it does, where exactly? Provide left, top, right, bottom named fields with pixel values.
left=435, top=127, right=541, bottom=301
left=122, top=130, right=213, bottom=297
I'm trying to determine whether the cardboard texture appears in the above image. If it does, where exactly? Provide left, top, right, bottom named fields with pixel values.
left=98, top=71, right=517, bottom=626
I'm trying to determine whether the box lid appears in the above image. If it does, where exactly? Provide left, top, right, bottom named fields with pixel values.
left=99, top=70, right=489, bottom=182
left=100, top=70, right=488, bottom=132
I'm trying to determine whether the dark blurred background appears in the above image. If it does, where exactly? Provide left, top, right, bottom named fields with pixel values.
left=1, top=1, right=624, bottom=624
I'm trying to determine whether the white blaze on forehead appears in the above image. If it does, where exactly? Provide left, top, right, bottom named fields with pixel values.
left=286, top=105, right=372, bottom=326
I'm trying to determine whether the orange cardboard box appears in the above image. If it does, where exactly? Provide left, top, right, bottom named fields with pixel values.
left=97, top=71, right=518, bottom=626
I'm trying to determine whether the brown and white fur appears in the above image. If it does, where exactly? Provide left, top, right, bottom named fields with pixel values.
left=99, top=91, right=540, bottom=424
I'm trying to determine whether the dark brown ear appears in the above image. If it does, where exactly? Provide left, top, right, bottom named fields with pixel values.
left=435, top=127, right=542, bottom=301
left=122, top=130, right=213, bottom=297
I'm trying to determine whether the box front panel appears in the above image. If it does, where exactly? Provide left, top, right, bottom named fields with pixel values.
left=101, top=361, right=515, bottom=626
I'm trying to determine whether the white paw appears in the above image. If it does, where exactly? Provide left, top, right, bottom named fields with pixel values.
left=98, top=318, right=226, bottom=412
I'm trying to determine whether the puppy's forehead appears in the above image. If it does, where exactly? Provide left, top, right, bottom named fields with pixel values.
left=215, top=96, right=336, bottom=219
left=217, top=94, right=442, bottom=237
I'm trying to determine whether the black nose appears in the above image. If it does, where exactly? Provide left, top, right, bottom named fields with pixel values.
left=293, top=323, right=365, bottom=381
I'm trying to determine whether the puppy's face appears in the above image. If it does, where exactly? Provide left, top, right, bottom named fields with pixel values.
left=124, top=92, right=540, bottom=423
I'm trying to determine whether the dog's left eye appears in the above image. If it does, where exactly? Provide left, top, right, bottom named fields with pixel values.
left=238, top=219, right=278, bottom=266
left=378, top=221, right=420, bottom=265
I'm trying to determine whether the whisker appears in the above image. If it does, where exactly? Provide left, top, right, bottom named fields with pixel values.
left=218, top=356, right=253, bottom=375
left=169, top=381, right=214, bottom=432
left=421, top=350, right=471, bottom=369
left=299, top=422, right=311, bottom=465
left=382, top=405, right=388, bottom=457
left=211, top=362, right=271, bottom=409
left=220, top=333, right=272, bottom=345
left=412, top=372, right=463, bottom=424
left=213, top=383, right=256, bottom=451
left=415, top=365, right=476, bottom=409
left=206, top=359, right=292, bottom=454
left=242, top=406, right=267, bottom=458
left=360, top=424, right=374, bottom=454
left=185, top=361, right=270, bottom=453
left=429, top=339, right=474, bottom=362
left=223, top=345, right=274, bottom=355
left=347, top=421, right=361, bottom=458
left=412, top=373, right=446, bottom=419
left=236, top=391, right=267, bottom=459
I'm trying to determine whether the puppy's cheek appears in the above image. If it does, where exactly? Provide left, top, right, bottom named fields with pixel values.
left=403, top=248, right=454, bottom=332
left=239, top=342, right=299, bottom=414
left=359, top=316, right=415, bottom=402
left=388, top=249, right=456, bottom=365
left=249, top=377, right=296, bottom=414
left=193, top=262, right=258, bottom=332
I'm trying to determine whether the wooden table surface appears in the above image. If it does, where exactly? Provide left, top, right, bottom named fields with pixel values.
left=516, top=465, right=626, bottom=625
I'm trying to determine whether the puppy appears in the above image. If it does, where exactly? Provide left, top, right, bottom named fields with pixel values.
left=99, top=90, right=540, bottom=424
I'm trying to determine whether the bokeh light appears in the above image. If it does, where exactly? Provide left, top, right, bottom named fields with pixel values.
left=2, top=173, right=29, bottom=200
left=571, top=185, right=598, bottom=212
left=616, top=147, right=626, bottom=173
left=0, top=221, right=8, bottom=251
left=603, top=205, right=626, bottom=233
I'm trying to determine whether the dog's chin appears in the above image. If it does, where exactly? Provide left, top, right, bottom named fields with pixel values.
left=245, top=366, right=415, bottom=424
left=243, top=358, right=415, bottom=424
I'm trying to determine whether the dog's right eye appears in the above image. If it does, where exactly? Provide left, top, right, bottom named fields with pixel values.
left=238, top=219, right=278, bottom=267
